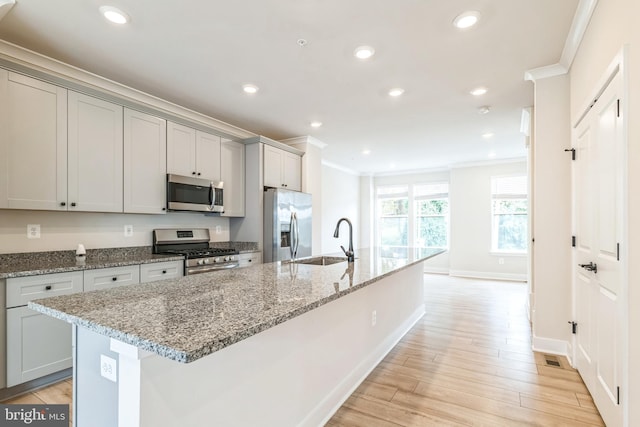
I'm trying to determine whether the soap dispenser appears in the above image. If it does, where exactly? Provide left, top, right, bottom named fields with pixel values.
left=76, top=243, right=86, bottom=265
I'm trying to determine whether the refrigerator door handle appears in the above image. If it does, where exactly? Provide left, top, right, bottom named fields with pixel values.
left=294, top=212, right=300, bottom=258
left=291, top=212, right=299, bottom=260
left=289, top=212, right=295, bottom=260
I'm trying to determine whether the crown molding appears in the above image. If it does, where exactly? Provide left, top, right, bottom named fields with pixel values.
left=321, top=160, right=360, bottom=176
left=0, top=0, right=15, bottom=22
left=280, top=135, right=328, bottom=149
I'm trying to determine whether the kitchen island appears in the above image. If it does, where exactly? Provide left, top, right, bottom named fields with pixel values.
left=30, top=247, right=443, bottom=427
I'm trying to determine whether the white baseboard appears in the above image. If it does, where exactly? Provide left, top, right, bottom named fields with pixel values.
left=449, top=269, right=527, bottom=282
left=313, top=305, right=426, bottom=427
left=532, top=335, right=570, bottom=358
left=423, top=266, right=449, bottom=274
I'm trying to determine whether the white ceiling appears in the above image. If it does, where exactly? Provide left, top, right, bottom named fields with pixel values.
left=0, top=0, right=579, bottom=175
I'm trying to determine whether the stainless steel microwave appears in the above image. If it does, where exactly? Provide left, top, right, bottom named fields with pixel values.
left=166, top=174, right=224, bottom=213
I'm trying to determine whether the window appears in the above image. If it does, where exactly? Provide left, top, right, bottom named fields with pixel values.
left=376, top=185, right=408, bottom=248
left=491, top=176, right=528, bottom=253
left=415, top=183, right=449, bottom=249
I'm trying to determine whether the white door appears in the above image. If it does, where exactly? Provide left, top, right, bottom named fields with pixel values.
left=0, top=70, right=68, bottom=210
left=573, top=70, right=624, bottom=427
left=124, top=108, right=167, bottom=214
left=283, top=151, right=302, bottom=191
left=68, top=91, right=123, bottom=212
left=195, top=130, right=221, bottom=181
left=264, top=145, right=284, bottom=188
left=167, top=121, right=197, bottom=177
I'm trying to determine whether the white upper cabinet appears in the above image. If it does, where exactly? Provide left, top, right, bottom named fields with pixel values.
left=124, top=108, right=167, bottom=214
left=221, top=139, right=245, bottom=217
left=0, top=70, right=68, bottom=210
left=167, top=121, right=221, bottom=181
left=68, top=91, right=124, bottom=212
left=263, top=145, right=301, bottom=191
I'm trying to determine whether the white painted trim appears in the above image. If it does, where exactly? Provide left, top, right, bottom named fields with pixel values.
left=559, top=0, right=599, bottom=70
left=520, top=107, right=532, bottom=137
left=312, top=305, right=425, bottom=426
left=0, top=40, right=256, bottom=140
left=449, top=157, right=527, bottom=170
left=280, top=135, right=328, bottom=149
left=423, top=266, right=449, bottom=275
left=532, top=335, right=570, bottom=358
left=243, top=135, right=305, bottom=155
left=449, top=270, right=527, bottom=282
left=524, top=63, right=568, bottom=82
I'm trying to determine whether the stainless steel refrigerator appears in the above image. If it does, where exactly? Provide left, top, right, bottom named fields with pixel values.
left=263, top=188, right=312, bottom=262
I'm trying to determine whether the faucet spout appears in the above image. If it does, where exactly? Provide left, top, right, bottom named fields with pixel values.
left=333, top=218, right=355, bottom=262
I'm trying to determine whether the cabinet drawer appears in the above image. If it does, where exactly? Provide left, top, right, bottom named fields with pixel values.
left=140, top=261, right=183, bottom=283
left=6, top=271, right=83, bottom=308
left=84, top=265, right=139, bottom=292
left=238, top=252, right=262, bottom=268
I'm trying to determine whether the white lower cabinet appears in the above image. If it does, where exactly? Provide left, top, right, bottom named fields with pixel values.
left=5, top=261, right=183, bottom=387
left=140, top=261, right=183, bottom=283
left=237, top=251, right=262, bottom=268
left=83, top=265, right=140, bottom=292
left=6, top=271, right=83, bottom=387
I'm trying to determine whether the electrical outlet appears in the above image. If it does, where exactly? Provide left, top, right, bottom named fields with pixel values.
left=124, top=225, right=133, bottom=237
left=215, top=225, right=222, bottom=234
left=371, top=310, right=377, bottom=326
left=27, top=224, right=41, bottom=239
left=100, top=354, right=117, bottom=382
left=499, top=257, right=505, bottom=265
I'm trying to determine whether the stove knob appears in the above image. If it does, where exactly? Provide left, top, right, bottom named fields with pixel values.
left=214, top=257, right=221, bottom=263
left=223, top=256, right=229, bottom=262
left=204, top=259, right=211, bottom=264
left=197, top=259, right=204, bottom=265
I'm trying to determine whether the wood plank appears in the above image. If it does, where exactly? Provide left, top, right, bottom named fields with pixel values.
left=520, top=395, right=605, bottom=426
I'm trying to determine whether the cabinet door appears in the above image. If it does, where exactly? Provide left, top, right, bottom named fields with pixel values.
left=283, top=151, right=302, bottom=191
left=263, top=145, right=284, bottom=188
left=6, top=306, right=72, bottom=387
left=140, top=260, right=183, bottom=283
left=124, top=108, right=167, bottom=214
left=196, top=131, right=221, bottom=181
left=167, top=121, right=197, bottom=177
left=0, top=70, right=68, bottom=210
left=68, top=91, right=123, bottom=212
left=221, top=140, right=245, bottom=217
left=83, top=265, right=140, bottom=292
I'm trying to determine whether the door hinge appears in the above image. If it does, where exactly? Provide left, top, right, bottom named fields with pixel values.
left=568, top=321, right=577, bottom=334
left=617, top=386, right=620, bottom=405
left=572, top=236, right=576, bottom=247
left=617, top=99, right=621, bottom=118
left=617, top=243, right=620, bottom=261
left=564, top=148, right=576, bottom=160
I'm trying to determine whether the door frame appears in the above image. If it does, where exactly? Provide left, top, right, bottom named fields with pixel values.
left=571, top=46, right=629, bottom=424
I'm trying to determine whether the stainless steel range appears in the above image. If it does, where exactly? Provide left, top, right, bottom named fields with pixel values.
left=153, top=228, right=239, bottom=275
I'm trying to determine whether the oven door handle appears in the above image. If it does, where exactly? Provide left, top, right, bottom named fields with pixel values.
left=186, top=263, right=238, bottom=275
left=209, top=182, right=216, bottom=211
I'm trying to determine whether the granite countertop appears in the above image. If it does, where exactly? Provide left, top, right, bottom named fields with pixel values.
left=0, top=247, right=184, bottom=279
left=0, top=242, right=259, bottom=279
left=29, top=247, right=444, bottom=363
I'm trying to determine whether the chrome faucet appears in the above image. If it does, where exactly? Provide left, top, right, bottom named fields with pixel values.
left=333, top=217, right=355, bottom=262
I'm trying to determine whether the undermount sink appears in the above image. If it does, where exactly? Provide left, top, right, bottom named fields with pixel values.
left=291, top=256, right=349, bottom=266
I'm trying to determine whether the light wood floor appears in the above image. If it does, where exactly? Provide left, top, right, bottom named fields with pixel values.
left=2, top=378, right=72, bottom=426
left=2, top=275, right=603, bottom=427
left=328, top=274, right=604, bottom=426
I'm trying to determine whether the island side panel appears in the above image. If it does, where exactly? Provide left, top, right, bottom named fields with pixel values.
left=104, top=262, right=425, bottom=427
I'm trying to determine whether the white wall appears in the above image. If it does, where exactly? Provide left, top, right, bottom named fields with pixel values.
left=449, top=162, right=528, bottom=281
left=372, top=162, right=527, bottom=280
left=321, top=164, right=360, bottom=255
left=530, top=74, right=571, bottom=353
left=569, top=0, right=640, bottom=424
left=0, top=210, right=229, bottom=253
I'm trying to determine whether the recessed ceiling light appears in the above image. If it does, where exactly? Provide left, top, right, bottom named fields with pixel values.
left=242, top=84, right=259, bottom=94
left=99, top=6, right=129, bottom=24
left=310, top=121, right=322, bottom=128
left=362, top=150, right=371, bottom=155
left=453, top=11, right=481, bottom=29
left=354, top=46, right=375, bottom=59
left=470, top=87, right=488, bottom=96
left=478, top=105, right=491, bottom=114
left=389, top=88, right=405, bottom=97
left=482, top=132, right=494, bottom=139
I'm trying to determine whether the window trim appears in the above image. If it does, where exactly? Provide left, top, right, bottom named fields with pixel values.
left=490, top=175, right=528, bottom=254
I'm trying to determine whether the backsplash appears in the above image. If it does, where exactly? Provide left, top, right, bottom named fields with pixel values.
left=0, top=209, right=230, bottom=254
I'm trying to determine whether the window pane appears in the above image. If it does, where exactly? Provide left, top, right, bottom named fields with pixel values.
left=414, top=182, right=449, bottom=198
left=417, top=199, right=449, bottom=215
left=379, top=217, right=408, bottom=246
left=380, top=198, right=408, bottom=216
left=417, top=216, right=448, bottom=248
left=494, top=213, right=527, bottom=251
left=493, top=199, right=527, bottom=214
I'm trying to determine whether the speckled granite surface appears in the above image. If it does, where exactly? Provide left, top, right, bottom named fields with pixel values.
left=29, top=247, right=444, bottom=363
left=209, top=241, right=259, bottom=253
left=0, top=247, right=184, bottom=279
